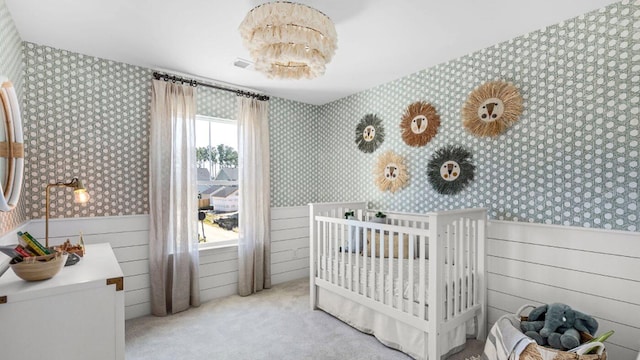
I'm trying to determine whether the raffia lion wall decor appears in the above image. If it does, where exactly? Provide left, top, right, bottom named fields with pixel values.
left=427, top=145, right=475, bottom=195
left=400, top=101, right=441, bottom=147
left=461, top=81, right=523, bottom=137
left=375, top=150, right=408, bottom=193
left=355, top=114, right=385, bottom=153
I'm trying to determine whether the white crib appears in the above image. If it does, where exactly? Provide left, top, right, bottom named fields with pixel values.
left=309, top=202, right=487, bottom=359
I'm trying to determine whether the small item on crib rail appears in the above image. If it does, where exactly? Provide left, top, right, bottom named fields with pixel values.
left=344, top=211, right=354, bottom=219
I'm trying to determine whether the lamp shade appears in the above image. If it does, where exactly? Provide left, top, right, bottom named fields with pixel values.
left=72, top=179, right=90, bottom=203
left=74, top=188, right=90, bottom=203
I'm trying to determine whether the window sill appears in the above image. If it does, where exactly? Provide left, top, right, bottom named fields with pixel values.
left=198, top=240, right=238, bottom=253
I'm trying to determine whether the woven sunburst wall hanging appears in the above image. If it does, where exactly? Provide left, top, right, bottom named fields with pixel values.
left=400, top=101, right=440, bottom=147
left=355, top=114, right=385, bottom=153
left=461, top=81, right=523, bottom=137
left=427, top=145, right=475, bottom=195
left=375, top=151, right=408, bottom=193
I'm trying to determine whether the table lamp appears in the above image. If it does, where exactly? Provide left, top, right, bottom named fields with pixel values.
left=45, top=177, right=90, bottom=247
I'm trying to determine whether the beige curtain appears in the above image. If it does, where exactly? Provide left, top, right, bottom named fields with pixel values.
left=237, top=96, right=271, bottom=296
left=149, top=79, right=200, bottom=315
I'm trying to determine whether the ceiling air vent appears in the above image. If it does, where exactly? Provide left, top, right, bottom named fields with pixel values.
left=233, top=58, right=253, bottom=69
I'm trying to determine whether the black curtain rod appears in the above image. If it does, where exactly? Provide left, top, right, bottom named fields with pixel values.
left=152, top=71, right=269, bottom=101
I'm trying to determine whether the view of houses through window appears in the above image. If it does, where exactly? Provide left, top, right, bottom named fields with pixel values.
left=196, top=115, right=239, bottom=246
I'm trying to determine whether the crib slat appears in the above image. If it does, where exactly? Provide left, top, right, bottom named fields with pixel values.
left=453, top=218, right=464, bottom=316
left=331, top=221, right=336, bottom=284
left=349, top=225, right=360, bottom=294
left=338, top=221, right=341, bottom=285
left=316, top=220, right=321, bottom=281
left=451, top=222, right=456, bottom=318
left=370, top=228, right=375, bottom=300
left=360, top=226, right=365, bottom=296
left=388, top=231, right=394, bottom=308
left=447, top=223, right=454, bottom=320
left=328, top=220, right=333, bottom=282
left=408, top=234, right=415, bottom=315
left=327, top=219, right=331, bottom=283
left=342, top=225, right=355, bottom=290
left=465, top=220, right=473, bottom=309
left=418, top=233, right=426, bottom=320
left=398, top=232, right=404, bottom=313
left=379, top=228, right=384, bottom=304
left=324, top=219, right=333, bottom=282
left=322, top=220, right=327, bottom=281
left=456, top=218, right=463, bottom=316
left=336, top=221, right=340, bottom=285
left=341, top=222, right=346, bottom=288
left=452, top=221, right=457, bottom=317
left=470, top=220, right=476, bottom=305
left=470, top=219, right=476, bottom=307
left=461, top=219, right=471, bottom=310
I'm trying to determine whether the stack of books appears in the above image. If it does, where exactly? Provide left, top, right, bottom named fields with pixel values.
left=0, top=232, right=52, bottom=265
left=16, top=231, right=51, bottom=257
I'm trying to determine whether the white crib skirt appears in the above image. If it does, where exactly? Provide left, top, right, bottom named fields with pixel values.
left=317, top=287, right=474, bottom=360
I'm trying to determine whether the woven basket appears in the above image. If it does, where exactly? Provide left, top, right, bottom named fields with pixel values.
left=518, top=305, right=607, bottom=360
left=520, top=342, right=606, bottom=360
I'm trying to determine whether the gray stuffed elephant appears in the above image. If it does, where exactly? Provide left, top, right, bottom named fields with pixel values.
left=524, top=303, right=599, bottom=350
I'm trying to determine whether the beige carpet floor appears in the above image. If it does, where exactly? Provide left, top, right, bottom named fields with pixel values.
left=126, top=278, right=484, bottom=359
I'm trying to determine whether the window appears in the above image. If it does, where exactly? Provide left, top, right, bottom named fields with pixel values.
left=195, top=115, right=239, bottom=248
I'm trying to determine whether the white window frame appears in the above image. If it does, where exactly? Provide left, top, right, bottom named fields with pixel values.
left=196, top=115, right=239, bottom=250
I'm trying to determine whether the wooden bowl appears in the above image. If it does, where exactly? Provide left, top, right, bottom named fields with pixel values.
left=10, top=252, right=68, bottom=281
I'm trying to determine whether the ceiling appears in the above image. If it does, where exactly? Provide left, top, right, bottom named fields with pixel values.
left=6, top=0, right=617, bottom=105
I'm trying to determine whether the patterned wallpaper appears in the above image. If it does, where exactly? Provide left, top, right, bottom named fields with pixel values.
left=196, top=87, right=319, bottom=207
left=196, top=87, right=236, bottom=119
left=9, top=0, right=638, bottom=233
left=22, top=42, right=151, bottom=219
left=0, top=0, right=26, bottom=234
left=317, top=0, right=638, bottom=231
left=20, top=43, right=319, bottom=217
left=268, top=98, right=318, bottom=207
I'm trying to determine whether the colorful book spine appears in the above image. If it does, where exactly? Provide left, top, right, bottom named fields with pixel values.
left=17, top=231, right=50, bottom=256
left=16, top=233, right=37, bottom=254
left=17, top=245, right=36, bottom=257
left=13, top=245, right=32, bottom=258
left=18, top=241, right=40, bottom=256
left=24, top=231, right=51, bottom=255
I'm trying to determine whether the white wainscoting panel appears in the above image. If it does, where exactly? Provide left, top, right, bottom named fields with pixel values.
left=199, top=245, right=238, bottom=303
left=199, top=205, right=309, bottom=302
left=487, top=220, right=640, bottom=360
left=4, top=210, right=639, bottom=360
left=270, top=206, right=309, bottom=285
left=2, top=206, right=312, bottom=320
left=28, top=215, right=151, bottom=320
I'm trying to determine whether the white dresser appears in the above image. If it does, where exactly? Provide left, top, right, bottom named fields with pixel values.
left=0, top=243, right=124, bottom=360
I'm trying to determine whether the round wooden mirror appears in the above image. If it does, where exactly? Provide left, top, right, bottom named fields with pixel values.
left=0, top=78, right=24, bottom=211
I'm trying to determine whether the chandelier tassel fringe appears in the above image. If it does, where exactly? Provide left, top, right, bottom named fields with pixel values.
left=239, top=1, right=337, bottom=79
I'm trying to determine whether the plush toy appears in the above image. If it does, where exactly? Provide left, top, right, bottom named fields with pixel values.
left=520, top=320, right=546, bottom=345
left=522, top=303, right=599, bottom=351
